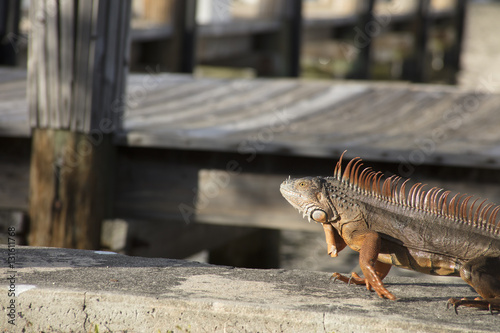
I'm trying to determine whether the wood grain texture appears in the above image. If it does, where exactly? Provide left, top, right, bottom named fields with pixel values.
left=28, top=129, right=114, bottom=249
left=7, top=138, right=500, bottom=232
left=26, top=1, right=131, bottom=249
left=112, top=147, right=319, bottom=231
left=5, top=68, right=500, bottom=168
left=34, top=0, right=49, bottom=128
left=26, top=0, right=130, bottom=133
left=45, top=0, right=61, bottom=128
left=26, top=0, right=38, bottom=129
left=59, top=0, right=75, bottom=129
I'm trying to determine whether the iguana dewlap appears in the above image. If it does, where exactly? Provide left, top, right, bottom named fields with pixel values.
left=280, top=153, right=500, bottom=313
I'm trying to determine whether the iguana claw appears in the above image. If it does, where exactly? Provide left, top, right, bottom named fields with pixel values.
left=447, top=297, right=500, bottom=315
left=330, top=272, right=365, bottom=285
left=330, top=271, right=394, bottom=299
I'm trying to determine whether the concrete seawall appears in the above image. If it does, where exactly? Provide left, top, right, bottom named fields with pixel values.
left=0, top=246, right=498, bottom=332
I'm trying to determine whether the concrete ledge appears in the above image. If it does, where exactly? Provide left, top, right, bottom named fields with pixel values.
left=0, top=246, right=498, bottom=332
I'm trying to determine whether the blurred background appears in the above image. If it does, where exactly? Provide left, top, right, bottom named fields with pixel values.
left=1, top=0, right=500, bottom=280
left=6, top=0, right=493, bottom=85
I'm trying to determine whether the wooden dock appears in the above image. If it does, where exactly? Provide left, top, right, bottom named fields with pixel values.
left=2, top=66, right=500, bottom=258
left=3, top=66, right=500, bottom=169
left=122, top=76, right=500, bottom=169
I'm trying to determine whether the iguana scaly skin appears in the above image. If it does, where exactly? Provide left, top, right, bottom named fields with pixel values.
left=280, top=152, right=500, bottom=313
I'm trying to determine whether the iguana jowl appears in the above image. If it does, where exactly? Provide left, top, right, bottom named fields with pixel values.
left=280, top=152, right=500, bottom=312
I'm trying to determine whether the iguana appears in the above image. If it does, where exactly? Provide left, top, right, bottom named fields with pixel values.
left=280, top=152, right=500, bottom=313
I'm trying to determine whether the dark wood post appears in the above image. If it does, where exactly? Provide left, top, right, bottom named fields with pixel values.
left=169, top=0, right=197, bottom=73
left=282, top=0, right=302, bottom=77
left=0, top=0, right=21, bottom=65
left=447, top=0, right=467, bottom=84
left=27, top=0, right=131, bottom=249
left=403, top=0, right=430, bottom=83
left=346, top=0, right=375, bottom=80
left=140, top=0, right=197, bottom=73
left=254, top=0, right=303, bottom=77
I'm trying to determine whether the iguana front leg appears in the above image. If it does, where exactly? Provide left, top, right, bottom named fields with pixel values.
left=447, top=256, right=500, bottom=313
left=331, top=231, right=396, bottom=300
left=322, top=223, right=346, bottom=257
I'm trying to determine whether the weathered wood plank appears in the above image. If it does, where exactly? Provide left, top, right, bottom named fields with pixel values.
left=28, top=129, right=114, bottom=248
left=7, top=67, right=500, bottom=168
left=0, top=68, right=26, bottom=83
left=59, top=0, right=75, bottom=129
left=124, top=79, right=218, bottom=115
left=93, top=0, right=114, bottom=126
left=0, top=79, right=26, bottom=97
left=176, top=84, right=369, bottom=137
left=124, top=80, right=239, bottom=120
left=72, top=0, right=93, bottom=131
left=141, top=80, right=301, bottom=130
left=46, top=0, right=61, bottom=128
left=27, top=0, right=38, bottom=129
left=34, top=0, right=49, bottom=128
left=103, top=0, right=120, bottom=119
left=84, top=0, right=102, bottom=132
left=123, top=81, right=243, bottom=127
left=27, top=1, right=131, bottom=250
left=27, top=0, right=131, bottom=133
left=112, top=148, right=318, bottom=232
left=184, top=83, right=332, bottom=131
left=125, top=80, right=363, bottom=134
left=0, top=101, right=28, bottom=116
left=110, top=1, right=131, bottom=132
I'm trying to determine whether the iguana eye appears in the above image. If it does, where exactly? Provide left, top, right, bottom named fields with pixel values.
left=299, top=182, right=306, bottom=187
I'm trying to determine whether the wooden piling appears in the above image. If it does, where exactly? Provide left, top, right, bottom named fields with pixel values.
left=0, top=0, right=21, bottom=66
left=401, top=0, right=431, bottom=83
left=28, top=0, right=131, bottom=249
left=254, top=0, right=303, bottom=77
left=170, top=0, right=197, bottom=73
left=346, top=0, right=375, bottom=80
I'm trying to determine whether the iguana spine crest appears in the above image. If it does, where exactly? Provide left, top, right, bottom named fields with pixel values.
left=333, top=151, right=500, bottom=235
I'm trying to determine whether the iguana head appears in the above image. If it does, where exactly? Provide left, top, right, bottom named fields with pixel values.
left=280, top=176, right=341, bottom=224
